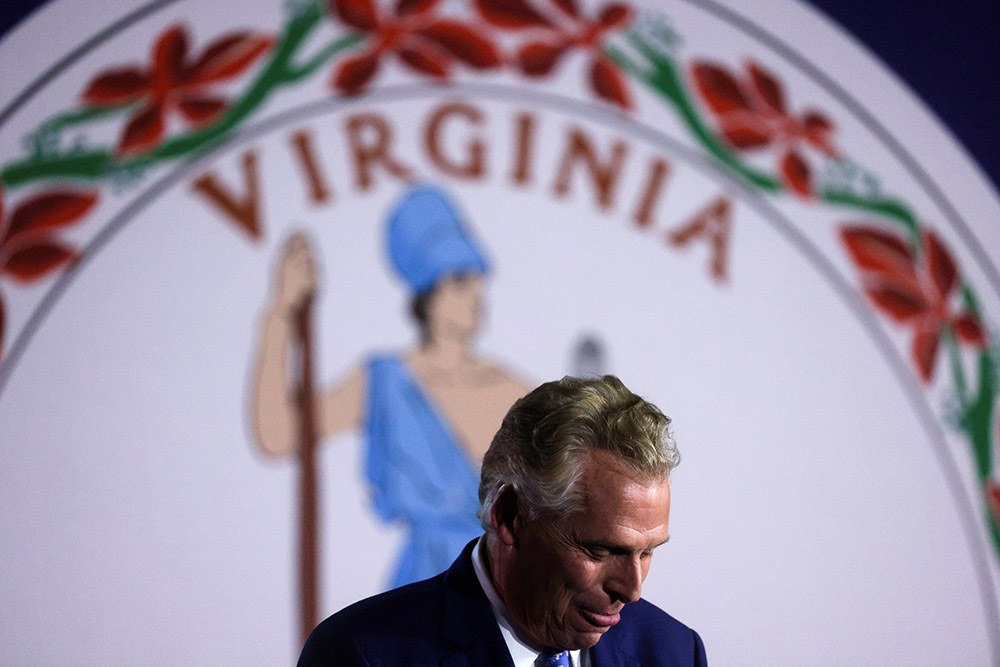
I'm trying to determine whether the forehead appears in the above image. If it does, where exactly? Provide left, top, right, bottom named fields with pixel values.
left=440, top=271, right=483, bottom=286
left=564, top=450, right=671, bottom=546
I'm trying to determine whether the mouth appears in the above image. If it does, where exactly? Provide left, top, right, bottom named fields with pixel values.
left=576, top=606, right=621, bottom=630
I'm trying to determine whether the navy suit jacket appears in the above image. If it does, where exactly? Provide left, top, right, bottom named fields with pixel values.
left=299, top=540, right=707, bottom=666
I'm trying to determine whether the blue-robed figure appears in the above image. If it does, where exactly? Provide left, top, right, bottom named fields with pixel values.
left=252, top=185, right=531, bottom=588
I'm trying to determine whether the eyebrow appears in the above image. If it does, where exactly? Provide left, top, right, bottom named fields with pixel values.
left=582, top=535, right=671, bottom=554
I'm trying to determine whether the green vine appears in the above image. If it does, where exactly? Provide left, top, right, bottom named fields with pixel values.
left=821, top=188, right=919, bottom=237
left=0, top=3, right=362, bottom=188
left=27, top=104, right=134, bottom=157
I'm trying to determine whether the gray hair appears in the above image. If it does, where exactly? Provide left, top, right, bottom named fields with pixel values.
left=477, top=375, right=680, bottom=530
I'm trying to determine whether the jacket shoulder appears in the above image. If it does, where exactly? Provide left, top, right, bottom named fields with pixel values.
left=298, top=575, right=450, bottom=666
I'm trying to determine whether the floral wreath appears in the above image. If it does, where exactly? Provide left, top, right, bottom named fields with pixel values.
left=1, top=0, right=997, bottom=572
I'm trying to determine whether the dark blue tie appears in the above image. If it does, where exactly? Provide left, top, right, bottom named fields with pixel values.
left=537, top=650, right=570, bottom=667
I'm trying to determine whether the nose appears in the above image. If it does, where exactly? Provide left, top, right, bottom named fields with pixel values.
left=606, top=555, right=644, bottom=604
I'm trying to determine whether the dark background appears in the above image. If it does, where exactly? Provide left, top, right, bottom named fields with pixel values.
left=2, top=0, right=998, bottom=190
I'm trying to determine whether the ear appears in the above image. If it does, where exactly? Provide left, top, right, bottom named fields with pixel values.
left=490, top=484, right=520, bottom=547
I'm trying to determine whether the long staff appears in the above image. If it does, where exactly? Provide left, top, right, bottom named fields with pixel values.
left=294, top=294, right=319, bottom=646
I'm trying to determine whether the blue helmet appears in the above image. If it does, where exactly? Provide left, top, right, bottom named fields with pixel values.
left=386, top=185, right=490, bottom=294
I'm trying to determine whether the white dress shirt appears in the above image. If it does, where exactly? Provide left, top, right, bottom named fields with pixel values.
left=471, top=537, right=590, bottom=667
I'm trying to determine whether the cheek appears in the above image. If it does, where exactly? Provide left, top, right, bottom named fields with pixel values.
left=562, top=560, right=604, bottom=596
left=462, top=290, right=479, bottom=310
left=456, top=292, right=477, bottom=313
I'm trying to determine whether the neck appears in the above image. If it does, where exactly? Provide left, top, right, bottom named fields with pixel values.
left=483, top=535, right=543, bottom=651
left=421, top=333, right=471, bottom=367
left=484, top=535, right=519, bottom=629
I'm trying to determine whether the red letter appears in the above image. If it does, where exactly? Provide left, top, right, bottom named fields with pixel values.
left=552, top=128, right=628, bottom=210
left=290, top=129, right=333, bottom=205
left=668, top=196, right=732, bottom=282
left=510, top=112, right=536, bottom=186
left=345, top=113, right=414, bottom=191
left=190, top=150, right=262, bottom=240
left=632, top=157, right=671, bottom=228
left=425, top=102, right=486, bottom=180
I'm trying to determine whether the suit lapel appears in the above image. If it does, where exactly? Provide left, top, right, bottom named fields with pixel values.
left=438, top=540, right=515, bottom=667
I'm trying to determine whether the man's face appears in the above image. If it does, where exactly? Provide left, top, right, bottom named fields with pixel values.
left=505, top=449, right=671, bottom=650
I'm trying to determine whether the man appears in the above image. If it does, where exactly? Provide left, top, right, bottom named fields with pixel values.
left=299, top=375, right=707, bottom=666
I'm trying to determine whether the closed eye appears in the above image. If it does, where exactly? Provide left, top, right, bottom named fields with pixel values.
left=583, top=545, right=610, bottom=561
left=580, top=539, right=666, bottom=562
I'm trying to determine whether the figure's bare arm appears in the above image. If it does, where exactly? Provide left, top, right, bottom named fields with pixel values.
left=317, top=365, right=365, bottom=437
left=251, top=303, right=298, bottom=458
left=251, top=234, right=317, bottom=458
left=251, top=234, right=366, bottom=457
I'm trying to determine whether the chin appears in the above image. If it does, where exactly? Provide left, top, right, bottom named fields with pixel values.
left=579, top=632, right=605, bottom=648
left=562, top=620, right=611, bottom=649
left=560, top=630, right=605, bottom=650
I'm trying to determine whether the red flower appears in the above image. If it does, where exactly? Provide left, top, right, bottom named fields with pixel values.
left=329, top=0, right=501, bottom=95
left=841, top=225, right=986, bottom=382
left=691, top=60, right=837, bottom=197
left=0, top=186, right=99, bottom=359
left=473, top=0, right=555, bottom=28
left=986, top=478, right=1000, bottom=527
left=477, top=0, right=634, bottom=109
left=82, top=25, right=273, bottom=155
